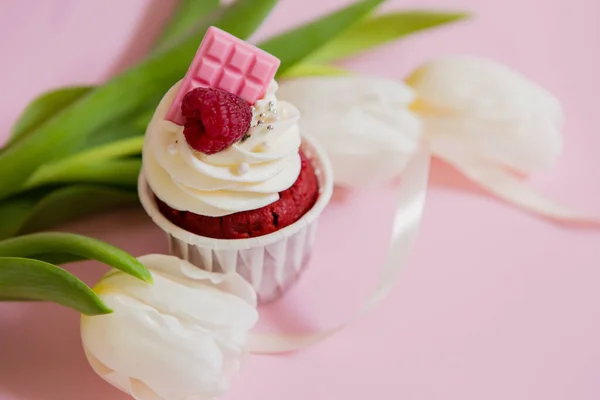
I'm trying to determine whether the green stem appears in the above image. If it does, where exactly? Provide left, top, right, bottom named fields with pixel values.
left=0, top=232, right=152, bottom=283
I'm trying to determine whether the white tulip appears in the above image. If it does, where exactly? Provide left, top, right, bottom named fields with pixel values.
left=406, top=55, right=564, bottom=172
left=81, top=254, right=258, bottom=400
left=277, top=76, right=422, bottom=187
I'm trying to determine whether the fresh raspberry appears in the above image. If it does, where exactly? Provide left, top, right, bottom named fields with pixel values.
left=181, top=87, right=252, bottom=154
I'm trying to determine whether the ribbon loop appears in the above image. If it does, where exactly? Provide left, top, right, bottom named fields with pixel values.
left=248, top=146, right=431, bottom=354
left=432, top=145, right=600, bottom=225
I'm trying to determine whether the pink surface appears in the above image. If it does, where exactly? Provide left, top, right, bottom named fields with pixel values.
left=166, top=26, right=280, bottom=124
left=1, top=1, right=599, bottom=400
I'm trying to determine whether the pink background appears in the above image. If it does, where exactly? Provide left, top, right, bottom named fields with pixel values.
left=1, top=0, right=600, bottom=399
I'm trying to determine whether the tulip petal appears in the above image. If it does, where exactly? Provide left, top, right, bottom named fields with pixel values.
left=434, top=145, right=600, bottom=223
left=407, top=55, right=564, bottom=172
left=278, top=76, right=422, bottom=187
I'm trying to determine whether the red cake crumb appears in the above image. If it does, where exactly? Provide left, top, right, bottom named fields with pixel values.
left=156, top=151, right=319, bottom=239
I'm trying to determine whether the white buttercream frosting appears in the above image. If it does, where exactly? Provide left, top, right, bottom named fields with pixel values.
left=143, top=80, right=302, bottom=217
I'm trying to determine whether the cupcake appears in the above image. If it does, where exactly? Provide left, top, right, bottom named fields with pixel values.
left=138, top=26, right=333, bottom=303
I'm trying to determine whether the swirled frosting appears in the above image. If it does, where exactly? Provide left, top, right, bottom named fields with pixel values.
left=143, top=80, right=302, bottom=217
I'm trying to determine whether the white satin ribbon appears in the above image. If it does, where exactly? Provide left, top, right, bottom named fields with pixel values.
left=246, top=137, right=598, bottom=355
left=431, top=145, right=600, bottom=224
left=248, top=145, right=431, bottom=353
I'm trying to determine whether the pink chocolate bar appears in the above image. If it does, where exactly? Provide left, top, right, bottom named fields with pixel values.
left=166, top=26, right=281, bottom=125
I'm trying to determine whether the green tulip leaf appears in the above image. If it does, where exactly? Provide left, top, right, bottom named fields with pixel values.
left=154, top=0, right=220, bottom=50
left=132, top=109, right=155, bottom=132
left=0, top=185, right=138, bottom=241
left=24, top=158, right=141, bottom=190
left=279, top=63, right=352, bottom=78
left=0, top=232, right=152, bottom=283
left=0, top=192, right=41, bottom=240
left=0, top=257, right=111, bottom=315
left=28, top=253, right=89, bottom=266
left=6, top=86, right=93, bottom=148
left=259, top=0, right=385, bottom=75
left=305, top=10, right=469, bottom=63
left=4, top=0, right=222, bottom=145
left=56, top=135, right=144, bottom=166
left=81, top=116, right=147, bottom=149
left=24, top=137, right=144, bottom=191
left=0, top=0, right=277, bottom=201
left=19, top=185, right=138, bottom=235
left=211, top=0, right=278, bottom=41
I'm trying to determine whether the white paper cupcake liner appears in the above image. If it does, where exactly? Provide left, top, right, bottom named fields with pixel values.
left=138, top=134, right=333, bottom=304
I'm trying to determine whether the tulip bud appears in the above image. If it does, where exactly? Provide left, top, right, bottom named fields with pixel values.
left=406, top=55, right=564, bottom=172
left=278, top=76, right=422, bottom=187
left=81, top=254, right=258, bottom=400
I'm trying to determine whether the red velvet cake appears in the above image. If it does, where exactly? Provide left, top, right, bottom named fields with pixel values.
left=156, top=150, right=318, bottom=239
